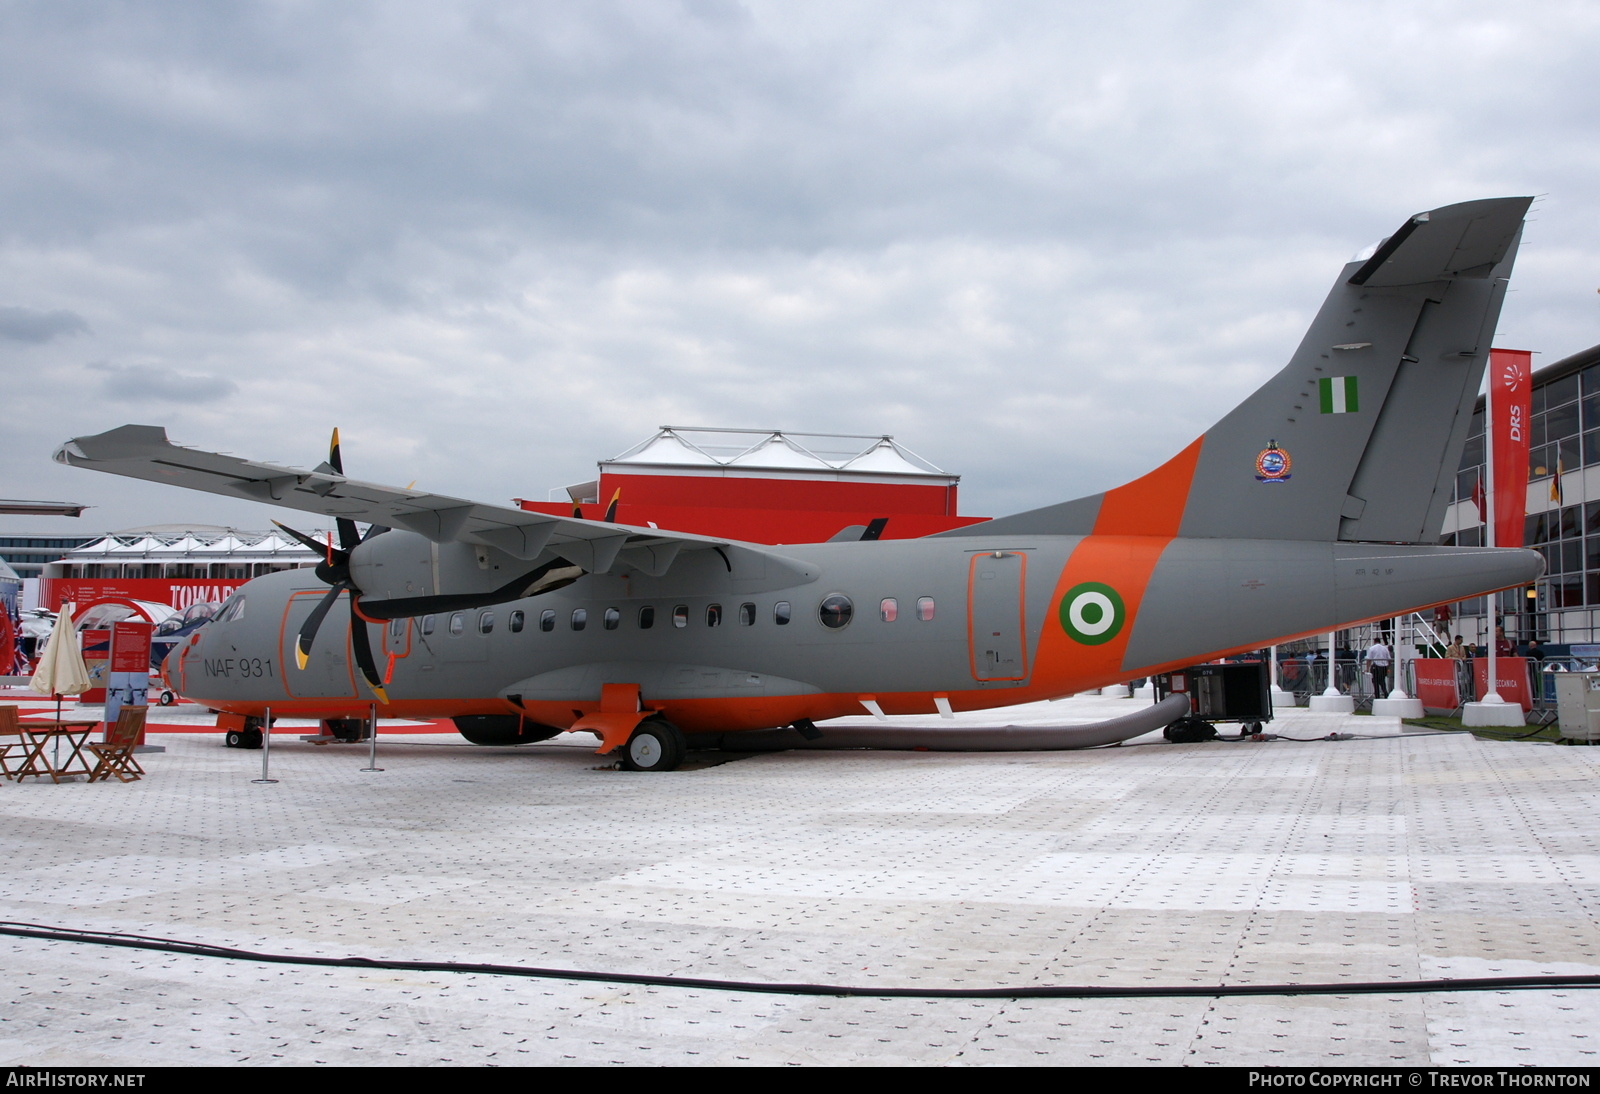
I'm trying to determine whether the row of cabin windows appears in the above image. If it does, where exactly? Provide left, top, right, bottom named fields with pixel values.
left=407, top=595, right=937, bottom=639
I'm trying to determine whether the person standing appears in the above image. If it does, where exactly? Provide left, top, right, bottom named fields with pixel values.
left=1366, top=636, right=1392, bottom=700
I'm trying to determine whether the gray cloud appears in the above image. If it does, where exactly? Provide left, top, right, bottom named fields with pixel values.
left=0, top=306, right=89, bottom=343
left=0, top=1, right=1596, bottom=531
left=86, top=362, right=238, bottom=404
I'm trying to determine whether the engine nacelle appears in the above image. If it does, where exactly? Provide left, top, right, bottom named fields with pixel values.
left=347, top=530, right=581, bottom=619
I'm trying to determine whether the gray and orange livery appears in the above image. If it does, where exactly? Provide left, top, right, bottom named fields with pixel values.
left=56, top=198, right=1542, bottom=770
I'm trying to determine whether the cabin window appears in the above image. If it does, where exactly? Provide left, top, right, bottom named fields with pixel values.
left=738, top=602, right=755, bottom=626
left=509, top=610, right=524, bottom=633
left=571, top=608, right=587, bottom=631
left=706, top=603, right=722, bottom=627
left=449, top=612, right=465, bottom=636
left=819, top=594, right=853, bottom=630
left=880, top=597, right=898, bottom=623
left=603, top=607, right=621, bottom=630
left=774, top=601, right=791, bottom=625
left=673, top=605, right=688, bottom=628
left=917, top=596, right=935, bottom=622
left=421, top=614, right=435, bottom=636
left=639, top=606, right=656, bottom=629
left=388, top=618, right=404, bottom=640
left=539, top=609, right=556, bottom=632
left=479, top=611, right=494, bottom=635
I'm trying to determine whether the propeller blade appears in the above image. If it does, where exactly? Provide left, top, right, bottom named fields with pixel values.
left=294, top=585, right=343, bottom=670
left=603, top=488, right=621, bottom=523
left=327, top=427, right=344, bottom=476
left=347, top=596, right=388, bottom=703
left=273, top=520, right=330, bottom=556
left=336, top=518, right=361, bottom=554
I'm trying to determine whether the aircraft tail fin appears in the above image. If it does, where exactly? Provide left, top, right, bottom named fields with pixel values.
left=943, top=197, right=1532, bottom=544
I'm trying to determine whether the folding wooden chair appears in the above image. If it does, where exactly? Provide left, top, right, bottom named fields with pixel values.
left=0, top=705, right=26, bottom=780
left=88, top=707, right=147, bottom=783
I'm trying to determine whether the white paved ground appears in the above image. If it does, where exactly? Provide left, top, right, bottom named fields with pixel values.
left=1, top=692, right=1597, bottom=1067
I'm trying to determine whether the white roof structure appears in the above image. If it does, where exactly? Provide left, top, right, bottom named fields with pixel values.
left=50, top=528, right=321, bottom=565
left=598, top=427, right=957, bottom=485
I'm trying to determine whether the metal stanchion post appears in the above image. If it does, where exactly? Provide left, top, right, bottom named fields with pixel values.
left=252, top=705, right=278, bottom=784
left=362, top=701, right=383, bottom=772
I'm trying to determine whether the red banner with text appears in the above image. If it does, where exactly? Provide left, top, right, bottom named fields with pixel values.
left=1472, top=657, right=1533, bottom=712
left=1490, top=348, right=1532, bottom=549
left=1413, top=658, right=1463, bottom=712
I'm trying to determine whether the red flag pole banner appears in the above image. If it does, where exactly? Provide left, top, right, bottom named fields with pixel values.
left=1490, top=348, right=1532, bottom=549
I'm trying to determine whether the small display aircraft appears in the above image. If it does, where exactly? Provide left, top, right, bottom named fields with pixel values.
left=56, top=197, right=1541, bottom=770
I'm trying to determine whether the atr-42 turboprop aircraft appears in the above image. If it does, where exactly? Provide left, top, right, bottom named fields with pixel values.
left=57, top=197, right=1542, bottom=771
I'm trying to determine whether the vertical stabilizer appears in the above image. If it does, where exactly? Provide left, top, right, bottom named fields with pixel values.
left=940, top=197, right=1532, bottom=544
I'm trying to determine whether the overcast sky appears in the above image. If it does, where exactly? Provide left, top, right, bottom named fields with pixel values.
left=3, top=0, right=1597, bottom=538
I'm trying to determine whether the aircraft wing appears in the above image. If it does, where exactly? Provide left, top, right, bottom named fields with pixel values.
left=55, top=424, right=735, bottom=574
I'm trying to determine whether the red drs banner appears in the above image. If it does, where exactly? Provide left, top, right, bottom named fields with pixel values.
left=1473, top=657, right=1533, bottom=712
left=1489, top=348, right=1532, bottom=548
left=1413, top=658, right=1463, bottom=711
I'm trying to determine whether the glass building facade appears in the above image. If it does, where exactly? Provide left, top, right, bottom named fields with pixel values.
left=1441, top=342, right=1600, bottom=645
left=0, top=535, right=100, bottom=579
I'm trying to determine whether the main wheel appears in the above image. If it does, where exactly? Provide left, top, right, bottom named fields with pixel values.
left=224, top=727, right=263, bottom=749
left=621, top=719, right=686, bottom=772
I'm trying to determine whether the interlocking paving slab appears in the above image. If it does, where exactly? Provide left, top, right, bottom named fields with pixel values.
left=1, top=691, right=1598, bottom=1066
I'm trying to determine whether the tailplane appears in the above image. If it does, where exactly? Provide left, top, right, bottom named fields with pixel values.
left=943, top=197, right=1532, bottom=544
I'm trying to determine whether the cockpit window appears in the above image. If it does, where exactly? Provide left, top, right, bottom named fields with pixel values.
left=213, top=595, right=245, bottom=624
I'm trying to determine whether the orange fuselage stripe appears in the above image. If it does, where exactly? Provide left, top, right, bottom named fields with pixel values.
left=1029, top=437, right=1203, bottom=690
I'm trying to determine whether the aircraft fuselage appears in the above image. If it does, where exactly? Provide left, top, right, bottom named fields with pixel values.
left=167, top=529, right=1540, bottom=733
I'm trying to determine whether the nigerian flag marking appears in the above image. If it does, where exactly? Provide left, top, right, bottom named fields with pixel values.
left=1319, top=376, right=1359, bottom=414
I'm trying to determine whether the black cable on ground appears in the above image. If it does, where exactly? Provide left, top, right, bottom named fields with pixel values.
left=2, top=921, right=1596, bottom=1001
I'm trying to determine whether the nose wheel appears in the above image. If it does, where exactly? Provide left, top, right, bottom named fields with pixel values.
left=621, top=719, right=686, bottom=772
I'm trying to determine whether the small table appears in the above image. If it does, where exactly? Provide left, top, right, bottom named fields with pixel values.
left=14, top=720, right=101, bottom=783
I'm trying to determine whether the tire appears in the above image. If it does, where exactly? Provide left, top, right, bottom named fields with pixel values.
left=158, top=690, right=177, bottom=706
left=225, top=729, right=243, bottom=749
left=621, top=719, right=686, bottom=772
left=325, top=718, right=367, bottom=743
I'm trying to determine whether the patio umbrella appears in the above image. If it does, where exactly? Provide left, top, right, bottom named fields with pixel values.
left=29, top=604, right=90, bottom=720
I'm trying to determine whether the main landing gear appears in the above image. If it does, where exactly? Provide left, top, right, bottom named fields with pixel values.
left=621, top=718, right=687, bottom=773
left=225, top=717, right=266, bottom=750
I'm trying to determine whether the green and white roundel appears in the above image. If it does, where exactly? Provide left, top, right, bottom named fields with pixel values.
left=1058, top=581, right=1126, bottom=645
